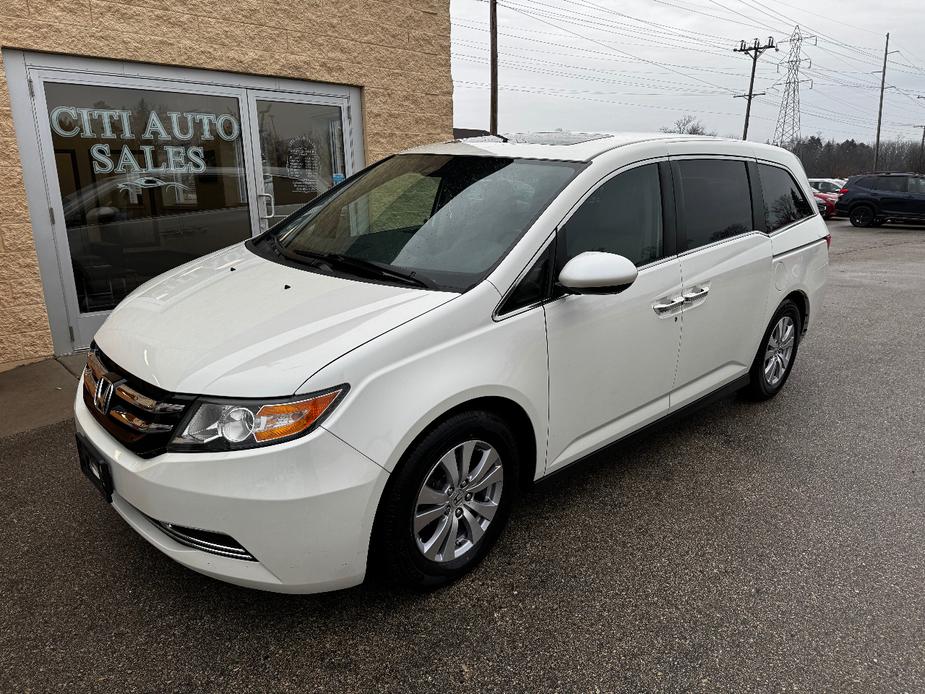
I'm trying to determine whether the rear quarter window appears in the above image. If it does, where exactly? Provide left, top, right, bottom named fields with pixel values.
left=757, top=164, right=814, bottom=232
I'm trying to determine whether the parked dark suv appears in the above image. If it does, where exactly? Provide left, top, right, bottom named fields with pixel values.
left=835, top=173, right=925, bottom=227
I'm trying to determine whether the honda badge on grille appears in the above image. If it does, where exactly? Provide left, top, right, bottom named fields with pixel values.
left=94, top=376, right=115, bottom=414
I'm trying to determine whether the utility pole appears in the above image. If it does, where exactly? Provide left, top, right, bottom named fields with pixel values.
left=916, top=126, right=925, bottom=173
left=874, top=33, right=899, bottom=170
left=489, top=0, right=498, bottom=135
left=917, top=96, right=925, bottom=173
left=734, top=37, right=777, bottom=140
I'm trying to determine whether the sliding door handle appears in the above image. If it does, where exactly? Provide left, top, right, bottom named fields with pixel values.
left=653, top=296, right=685, bottom=314
left=682, top=286, right=710, bottom=302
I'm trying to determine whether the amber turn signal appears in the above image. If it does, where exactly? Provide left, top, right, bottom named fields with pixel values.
left=254, top=390, right=342, bottom=442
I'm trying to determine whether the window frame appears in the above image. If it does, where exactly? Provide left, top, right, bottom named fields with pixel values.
left=753, top=159, right=817, bottom=235
left=493, top=157, right=676, bottom=320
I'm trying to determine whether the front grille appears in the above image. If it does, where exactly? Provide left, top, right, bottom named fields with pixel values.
left=146, top=515, right=256, bottom=561
left=82, top=348, right=194, bottom=458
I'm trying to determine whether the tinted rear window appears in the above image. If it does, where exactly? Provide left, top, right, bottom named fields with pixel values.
left=871, top=176, right=908, bottom=192
left=674, top=159, right=753, bottom=251
left=757, top=164, right=814, bottom=232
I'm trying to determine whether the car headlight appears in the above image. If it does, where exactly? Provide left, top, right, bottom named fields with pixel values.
left=169, top=385, right=347, bottom=452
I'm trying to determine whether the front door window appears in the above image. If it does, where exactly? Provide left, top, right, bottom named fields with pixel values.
left=44, top=83, right=251, bottom=314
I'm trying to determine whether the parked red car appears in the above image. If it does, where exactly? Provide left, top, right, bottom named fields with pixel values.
left=813, top=191, right=837, bottom=219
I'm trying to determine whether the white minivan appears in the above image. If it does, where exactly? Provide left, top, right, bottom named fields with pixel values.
left=75, top=132, right=829, bottom=593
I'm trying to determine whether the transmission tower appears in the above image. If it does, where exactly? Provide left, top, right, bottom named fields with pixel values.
left=773, top=26, right=804, bottom=146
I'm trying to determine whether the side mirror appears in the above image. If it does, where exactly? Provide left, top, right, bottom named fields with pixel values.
left=557, top=251, right=638, bottom=294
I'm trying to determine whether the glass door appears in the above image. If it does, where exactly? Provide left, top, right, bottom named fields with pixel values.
left=32, top=73, right=260, bottom=349
left=246, top=91, right=351, bottom=231
left=30, top=66, right=360, bottom=352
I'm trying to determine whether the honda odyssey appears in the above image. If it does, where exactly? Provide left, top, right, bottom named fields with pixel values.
left=75, top=132, right=829, bottom=593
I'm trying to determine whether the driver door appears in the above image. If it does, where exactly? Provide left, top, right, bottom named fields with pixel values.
left=544, top=161, right=683, bottom=474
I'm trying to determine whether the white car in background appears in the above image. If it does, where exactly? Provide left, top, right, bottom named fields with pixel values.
left=808, top=178, right=846, bottom=195
left=75, top=132, right=830, bottom=593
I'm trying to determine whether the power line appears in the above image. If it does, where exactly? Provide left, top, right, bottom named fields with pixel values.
left=488, top=0, right=740, bottom=94
left=748, top=0, right=881, bottom=38
left=708, top=0, right=788, bottom=34
left=564, top=0, right=736, bottom=43
left=455, top=38, right=778, bottom=79
left=453, top=52, right=748, bottom=94
left=495, top=0, right=736, bottom=57
left=522, top=0, right=733, bottom=48
left=739, top=0, right=880, bottom=55
left=453, top=24, right=778, bottom=76
left=454, top=79, right=777, bottom=121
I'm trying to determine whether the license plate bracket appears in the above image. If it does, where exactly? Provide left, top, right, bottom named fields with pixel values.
left=76, top=433, right=114, bottom=503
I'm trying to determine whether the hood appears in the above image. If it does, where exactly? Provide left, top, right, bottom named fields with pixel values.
left=94, top=244, right=455, bottom=396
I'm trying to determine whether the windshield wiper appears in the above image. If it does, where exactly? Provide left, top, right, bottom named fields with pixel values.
left=288, top=249, right=435, bottom=289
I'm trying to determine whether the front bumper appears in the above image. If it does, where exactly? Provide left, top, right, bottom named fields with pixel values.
left=75, top=390, right=389, bottom=593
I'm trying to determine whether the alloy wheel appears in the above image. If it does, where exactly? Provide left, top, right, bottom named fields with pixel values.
left=413, top=440, right=504, bottom=563
left=763, top=315, right=796, bottom=387
left=851, top=206, right=874, bottom=226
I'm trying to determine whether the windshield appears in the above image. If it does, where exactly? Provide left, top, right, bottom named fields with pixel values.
left=266, top=154, right=583, bottom=291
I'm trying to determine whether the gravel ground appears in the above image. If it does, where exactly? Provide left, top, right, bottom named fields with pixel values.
left=1, top=220, right=923, bottom=693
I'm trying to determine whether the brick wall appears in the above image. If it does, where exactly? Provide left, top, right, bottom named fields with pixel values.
left=0, top=0, right=453, bottom=370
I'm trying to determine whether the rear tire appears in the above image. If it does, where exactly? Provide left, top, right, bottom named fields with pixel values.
left=849, top=205, right=875, bottom=227
left=371, top=410, right=519, bottom=590
left=747, top=300, right=802, bottom=400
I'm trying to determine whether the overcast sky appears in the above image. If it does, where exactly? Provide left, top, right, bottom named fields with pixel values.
left=450, top=0, right=925, bottom=143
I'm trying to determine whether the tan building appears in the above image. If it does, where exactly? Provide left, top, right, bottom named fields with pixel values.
left=0, top=0, right=453, bottom=371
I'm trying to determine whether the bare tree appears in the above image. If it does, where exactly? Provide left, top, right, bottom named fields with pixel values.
left=660, top=115, right=716, bottom=136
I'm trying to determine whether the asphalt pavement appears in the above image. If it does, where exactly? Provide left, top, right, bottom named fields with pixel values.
left=1, top=220, right=923, bottom=693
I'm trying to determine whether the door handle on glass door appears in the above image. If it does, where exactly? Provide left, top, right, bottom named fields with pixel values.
left=257, top=192, right=276, bottom=219
left=653, top=296, right=685, bottom=314
left=682, top=286, right=710, bottom=302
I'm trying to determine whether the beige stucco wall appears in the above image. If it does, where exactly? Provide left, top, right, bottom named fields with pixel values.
left=0, top=0, right=453, bottom=370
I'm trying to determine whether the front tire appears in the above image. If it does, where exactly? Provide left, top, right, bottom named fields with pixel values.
left=371, top=410, right=519, bottom=590
left=747, top=300, right=802, bottom=400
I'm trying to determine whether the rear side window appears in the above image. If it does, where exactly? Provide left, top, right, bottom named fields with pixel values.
left=673, top=159, right=752, bottom=251
left=757, top=163, right=814, bottom=232
left=557, top=163, right=664, bottom=268
left=872, top=176, right=908, bottom=192
left=909, top=177, right=925, bottom=194
left=852, top=176, right=873, bottom=189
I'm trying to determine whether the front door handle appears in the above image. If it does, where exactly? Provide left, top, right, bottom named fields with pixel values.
left=682, top=286, right=710, bottom=302
left=653, top=296, right=685, bottom=314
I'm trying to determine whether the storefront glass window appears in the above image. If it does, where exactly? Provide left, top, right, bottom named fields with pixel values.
left=45, top=83, right=251, bottom=313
